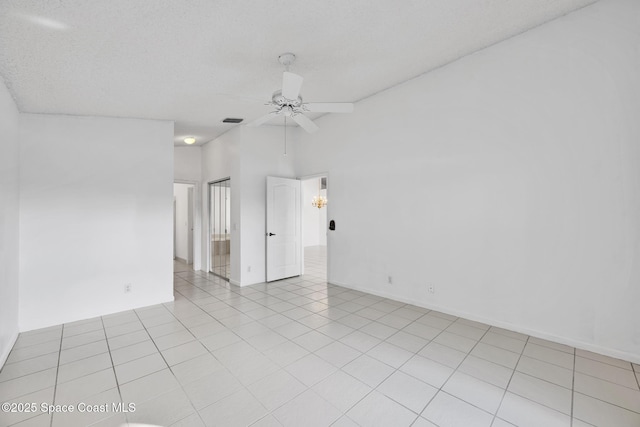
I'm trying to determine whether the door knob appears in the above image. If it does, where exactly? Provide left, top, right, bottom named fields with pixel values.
left=268, top=233, right=276, bottom=236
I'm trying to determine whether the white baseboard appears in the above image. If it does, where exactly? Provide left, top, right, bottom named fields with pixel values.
left=330, top=280, right=640, bottom=365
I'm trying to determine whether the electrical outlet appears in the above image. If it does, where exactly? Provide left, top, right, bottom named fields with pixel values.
left=428, top=285, right=435, bottom=294
left=124, top=283, right=132, bottom=293
left=247, top=266, right=251, bottom=272
left=388, top=276, right=393, bottom=285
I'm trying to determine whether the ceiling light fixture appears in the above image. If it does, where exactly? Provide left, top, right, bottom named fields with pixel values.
left=311, top=179, right=327, bottom=209
left=184, top=137, right=196, bottom=145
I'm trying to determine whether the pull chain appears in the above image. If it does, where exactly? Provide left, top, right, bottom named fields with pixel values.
left=284, top=116, right=287, bottom=156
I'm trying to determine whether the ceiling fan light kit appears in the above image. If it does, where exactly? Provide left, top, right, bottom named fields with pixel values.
left=248, top=53, right=354, bottom=133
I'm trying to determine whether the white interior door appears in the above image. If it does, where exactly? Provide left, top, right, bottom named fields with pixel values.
left=266, top=176, right=301, bottom=282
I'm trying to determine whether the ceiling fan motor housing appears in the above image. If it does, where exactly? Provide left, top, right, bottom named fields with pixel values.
left=272, top=90, right=302, bottom=107
left=271, top=90, right=304, bottom=116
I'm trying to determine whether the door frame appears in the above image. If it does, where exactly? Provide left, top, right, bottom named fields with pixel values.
left=187, top=186, right=194, bottom=265
left=207, top=177, right=231, bottom=280
left=174, top=180, right=201, bottom=271
left=299, top=172, right=330, bottom=281
left=173, top=197, right=177, bottom=260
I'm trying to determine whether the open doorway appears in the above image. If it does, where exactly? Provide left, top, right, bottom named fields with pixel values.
left=301, top=175, right=328, bottom=281
left=173, top=183, right=195, bottom=268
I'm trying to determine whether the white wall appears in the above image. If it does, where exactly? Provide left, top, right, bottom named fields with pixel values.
left=0, top=77, right=20, bottom=365
left=19, top=114, right=175, bottom=331
left=173, top=183, right=192, bottom=262
left=174, top=146, right=202, bottom=182
left=201, top=127, right=241, bottom=284
left=295, top=0, right=640, bottom=362
left=174, top=146, right=202, bottom=271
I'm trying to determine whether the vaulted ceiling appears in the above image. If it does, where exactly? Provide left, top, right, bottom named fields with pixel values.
left=0, top=0, right=595, bottom=145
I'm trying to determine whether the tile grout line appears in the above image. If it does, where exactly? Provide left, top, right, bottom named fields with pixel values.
left=0, top=348, right=60, bottom=386
left=175, top=258, right=355, bottom=423
left=490, top=335, right=530, bottom=427
left=177, top=271, right=299, bottom=329
left=132, top=300, right=221, bottom=424
left=495, top=345, right=586, bottom=421
left=175, top=265, right=346, bottom=420
left=572, top=389, right=640, bottom=418
left=130, top=306, right=209, bottom=427
left=258, top=283, right=369, bottom=424
left=99, top=316, right=125, bottom=425
left=380, top=315, right=523, bottom=423
left=200, top=266, right=492, bottom=425
left=48, top=325, right=64, bottom=427
left=2, top=334, right=61, bottom=366
left=159, top=276, right=320, bottom=418
left=171, top=262, right=330, bottom=425
left=345, top=313, right=493, bottom=425
left=574, top=352, right=638, bottom=371
left=240, top=285, right=350, bottom=425
left=178, top=262, right=368, bottom=361
left=419, top=322, right=495, bottom=422
left=572, top=366, right=640, bottom=391
left=570, top=346, right=576, bottom=427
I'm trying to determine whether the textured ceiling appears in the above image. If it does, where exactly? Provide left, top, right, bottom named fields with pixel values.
left=0, top=0, right=595, bottom=145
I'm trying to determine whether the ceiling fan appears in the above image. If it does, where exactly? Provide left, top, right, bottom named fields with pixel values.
left=248, top=53, right=354, bottom=133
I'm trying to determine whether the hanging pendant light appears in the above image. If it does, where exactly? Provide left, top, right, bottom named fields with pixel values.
left=311, top=178, right=327, bottom=209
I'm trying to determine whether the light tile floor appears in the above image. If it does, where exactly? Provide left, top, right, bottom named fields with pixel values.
left=1, top=245, right=639, bottom=427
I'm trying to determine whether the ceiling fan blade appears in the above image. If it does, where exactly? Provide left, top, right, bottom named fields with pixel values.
left=304, top=102, right=354, bottom=113
left=248, top=111, right=279, bottom=127
left=282, top=72, right=304, bottom=100
left=292, top=114, right=319, bottom=133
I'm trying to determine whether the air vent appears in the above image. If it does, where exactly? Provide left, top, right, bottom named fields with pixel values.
left=222, top=118, right=244, bottom=123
